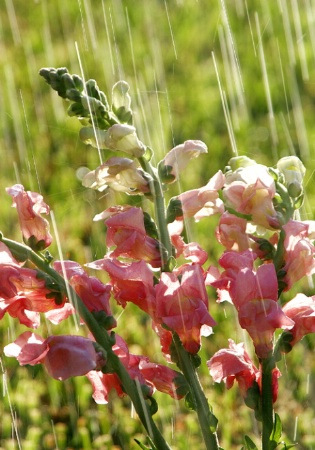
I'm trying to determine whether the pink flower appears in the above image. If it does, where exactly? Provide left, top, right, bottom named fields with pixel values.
left=209, top=250, right=278, bottom=308
left=208, top=339, right=281, bottom=404
left=208, top=339, right=259, bottom=399
left=139, top=360, right=185, bottom=399
left=155, top=264, right=216, bottom=353
left=282, top=293, right=315, bottom=346
left=100, top=207, right=162, bottom=268
left=152, top=322, right=173, bottom=361
left=216, top=211, right=250, bottom=251
left=0, top=264, right=66, bottom=328
left=86, top=334, right=153, bottom=404
left=53, top=261, right=115, bottom=326
left=173, top=170, right=225, bottom=221
left=223, top=164, right=279, bottom=229
left=159, top=140, right=207, bottom=183
left=4, top=332, right=104, bottom=380
left=86, top=370, right=124, bottom=404
left=208, top=250, right=294, bottom=358
left=282, top=220, right=315, bottom=290
left=238, top=299, right=294, bottom=358
left=169, top=221, right=208, bottom=264
left=87, top=257, right=156, bottom=318
left=6, top=184, right=52, bottom=250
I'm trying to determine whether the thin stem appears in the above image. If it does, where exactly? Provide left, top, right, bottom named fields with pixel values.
left=173, top=334, right=220, bottom=450
left=261, top=358, right=275, bottom=450
left=0, top=235, right=171, bottom=450
left=138, top=156, right=173, bottom=271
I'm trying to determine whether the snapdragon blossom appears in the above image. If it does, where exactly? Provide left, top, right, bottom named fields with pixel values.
left=158, top=140, right=208, bottom=183
left=86, top=334, right=185, bottom=404
left=208, top=250, right=294, bottom=358
left=87, top=257, right=156, bottom=318
left=170, top=170, right=225, bottom=222
left=6, top=184, right=52, bottom=250
left=281, top=220, right=315, bottom=290
left=53, top=260, right=115, bottom=325
left=0, top=262, right=66, bottom=328
left=215, top=211, right=250, bottom=251
left=223, top=163, right=280, bottom=229
left=208, top=339, right=281, bottom=406
left=82, top=157, right=150, bottom=195
left=282, top=293, right=315, bottom=347
left=96, top=206, right=162, bottom=268
left=155, top=264, right=216, bottom=354
left=4, top=332, right=104, bottom=380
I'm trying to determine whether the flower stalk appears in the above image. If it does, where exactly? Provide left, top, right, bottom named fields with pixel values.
left=172, top=333, right=220, bottom=450
left=261, top=357, right=275, bottom=450
left=138, top=155, right=173, bottom=271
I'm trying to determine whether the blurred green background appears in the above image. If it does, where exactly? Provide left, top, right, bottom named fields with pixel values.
left=1, top=0, right=315, bottom=448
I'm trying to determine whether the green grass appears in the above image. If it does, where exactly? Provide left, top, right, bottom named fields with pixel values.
left=1, top=0, right=315, bottom=448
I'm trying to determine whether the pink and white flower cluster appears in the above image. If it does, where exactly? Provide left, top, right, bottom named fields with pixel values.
left=2, top=150, right=315, bottom=415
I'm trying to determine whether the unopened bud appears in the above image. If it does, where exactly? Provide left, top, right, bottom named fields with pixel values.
left=276, top=156, right=306, bottom=197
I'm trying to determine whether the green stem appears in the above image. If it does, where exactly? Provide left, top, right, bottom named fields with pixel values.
left=173, top=334, right=219, bottom=450
left=138, top=156, right=173, bottom=271
left=261, top=358, right=275, bottom=450
left=0, top=235, right=171, bottom=450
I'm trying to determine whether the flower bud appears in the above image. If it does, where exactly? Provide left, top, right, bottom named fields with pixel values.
left=112, top=81, right=131, bottom=112
left=276, top=156, right=306, bottom=198
left=228, top=156, right=257, bottom=171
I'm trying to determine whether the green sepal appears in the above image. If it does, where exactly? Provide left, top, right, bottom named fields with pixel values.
left=294, top=193, right=304, bottom=209
left=92, top=311, right=117, bottom=330
left=25, top=235, right=47, bottom=252
left=244, top=382, right=261, bottom=412
left=185, top=391, right=197, bottom=410
left=173, top=373, right=190, bottom=397
left=224, top=206, right=252, bottom=221
left=143, top=212, right=159, bottom=239
left=158, top=163, right=176, bottom=184
left=112, top=105, right=133, bottom=124
left=143, top=146, right=153, bottom=162
left=275, top=331, right=293, bottom=355
left=147, top=395, right=159, bottom=416
left=36, top=270, right=64, bottom=305
left=166, top=198, right=183, bottom=223
left=43, top=250, right=54, bottom=264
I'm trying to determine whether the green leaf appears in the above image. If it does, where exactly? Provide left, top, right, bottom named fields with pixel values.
left=134, top=436, right=158, bottom=450
left=269, top=413, right=282, bottom=450
left=243, top=435, right=258, bottom=450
